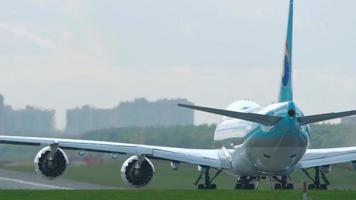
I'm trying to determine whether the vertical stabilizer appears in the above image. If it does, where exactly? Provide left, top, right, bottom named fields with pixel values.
left=279, top=0, right=294, bottom=102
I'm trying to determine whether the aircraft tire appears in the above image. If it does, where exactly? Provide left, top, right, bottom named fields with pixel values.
left=198, top=184, right=205, bottom=190
left=247, top=184, right=255, bottom=190
left=209, top=184, right=217, bottom=190
left=308, top=184, right=315, bottom=190
left=286, top=183, right=294, bottom=190
left=234, top=184, right=243, bottom=190
left=274, top=183, right=282, bottom=190
left=320, top=184, right=328, bottom=190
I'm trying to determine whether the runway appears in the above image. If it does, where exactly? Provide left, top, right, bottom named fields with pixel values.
left=0, top=168, right=119, bottom=190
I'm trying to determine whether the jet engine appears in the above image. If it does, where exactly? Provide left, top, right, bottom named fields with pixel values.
left=121, top=155, right=155, bottom=188
left=34, top=146, right=69, bottom=179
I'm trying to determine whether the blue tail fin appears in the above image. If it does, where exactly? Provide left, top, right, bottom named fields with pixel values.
left=279, top=0, right=293, bottom=102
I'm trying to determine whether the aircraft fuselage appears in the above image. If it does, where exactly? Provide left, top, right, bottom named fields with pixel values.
left=214, top=100, right=310, bottom=176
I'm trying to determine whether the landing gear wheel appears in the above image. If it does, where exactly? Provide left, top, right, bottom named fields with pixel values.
left=272, top=176, right=294, bottom=190
left=209, top=184, right=217, bottom=190
left=286, top=183, right=294, bottom=190
left=320, top=184, right=328, bottom=190
left=195, top=167, right=220, bottom=190
left=274, top=183, right=282, bottom=190
left=308, top=184, right=315, bottom=190
left=302, top=167, right=330, bottom=190
left=247, top=183, right=255, bottom=190
left=198, top=184, right=205, bottom=190
left=235, top=176, right=257, bottom=190
left=197, top=183, right=216, bottom=190
left=235, top=183, right=243, bottom=189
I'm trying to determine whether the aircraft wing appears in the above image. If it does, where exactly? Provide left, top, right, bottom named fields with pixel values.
left=0, top=135, right=232, bottom=169
left=298, top=147, right=356, bottom=168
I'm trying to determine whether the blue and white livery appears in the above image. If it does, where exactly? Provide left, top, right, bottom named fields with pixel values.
left=1, top=0, right=356, bottom=190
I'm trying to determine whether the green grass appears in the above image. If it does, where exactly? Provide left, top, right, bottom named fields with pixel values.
left=2, top=159, right=356, bottom=190
left=0, top=190, right=356, bottom=200
left=1, top=160, right=237, bottom=189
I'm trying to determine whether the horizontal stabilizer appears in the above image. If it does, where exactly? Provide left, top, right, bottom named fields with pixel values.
left=178, top=104, right=281, bottom=126
left=298, top=110, right=356, bottom=125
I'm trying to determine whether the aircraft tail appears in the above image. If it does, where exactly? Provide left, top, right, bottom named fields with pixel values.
left=178, top=104, right=281, bottom=126
left=279, top=0, right=294, bottom=102
left=298, top=110, right=356, bottom=125
left=178, top=103, right=356, bottom=126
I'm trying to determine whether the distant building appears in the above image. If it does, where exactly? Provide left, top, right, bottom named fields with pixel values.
left=118, top=98, right=194, bottom=127
left=0, top=95, right=5, bottom=132
left=341, top=116, right=356, bottom=125
left=0, top=95, right=55, bottom=135
left=66, top=105, right=117, bottom=134
left=65, top=98, right=194, bottom=134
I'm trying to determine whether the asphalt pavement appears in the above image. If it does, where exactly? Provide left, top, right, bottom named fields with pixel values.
left=0, top=168, right=120, bottom=190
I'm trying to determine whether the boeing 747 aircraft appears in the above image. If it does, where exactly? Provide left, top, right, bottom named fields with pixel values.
left=1, top=0, right=356, bottom=190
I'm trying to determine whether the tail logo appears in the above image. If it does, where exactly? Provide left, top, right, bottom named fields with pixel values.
left=282, top=43, right=290, bottom=86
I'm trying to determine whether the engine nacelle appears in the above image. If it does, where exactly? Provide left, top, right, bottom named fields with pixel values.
left=34, top=146, right=69, bottom=179
left=121, top=155, right=155, bottom=188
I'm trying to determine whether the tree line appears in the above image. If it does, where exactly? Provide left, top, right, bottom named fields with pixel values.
left=1, top=123, right=356, bottom=161
left=82, top=123, right=356, bottom=149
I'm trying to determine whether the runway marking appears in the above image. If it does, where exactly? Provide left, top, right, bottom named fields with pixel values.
left=0, top=177, right=72, bottom=190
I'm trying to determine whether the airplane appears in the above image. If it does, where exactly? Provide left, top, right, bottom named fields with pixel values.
left=1, top=0, right=356, bottom=190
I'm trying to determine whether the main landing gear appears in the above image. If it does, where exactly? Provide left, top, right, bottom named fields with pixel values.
left=272, top=176, right=294, bottom=190
left=234, top=176, right=294, bottom=190
left=235, top=176, right=257, bottom=190
left=234, top=176, right=295, bottom=190
left=302, top=167, right=329, bottom=190
left=195, top=166, right=222, bottom=190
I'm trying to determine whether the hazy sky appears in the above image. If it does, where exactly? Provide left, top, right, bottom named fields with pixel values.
left=0, top=0, right=355, bottom=129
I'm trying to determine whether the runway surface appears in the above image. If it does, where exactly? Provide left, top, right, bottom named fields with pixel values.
left=0, top=168, right=119, bottom=190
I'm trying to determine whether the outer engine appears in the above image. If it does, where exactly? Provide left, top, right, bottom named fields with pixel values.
left=34, top=146, right=69, bottom=179
left=121, top=155, right=155, bottom=188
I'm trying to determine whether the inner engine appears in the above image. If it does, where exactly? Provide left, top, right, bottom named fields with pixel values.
left=34, top=146, right=69, bottom=179
left=121, top=155, right=155, bottom=188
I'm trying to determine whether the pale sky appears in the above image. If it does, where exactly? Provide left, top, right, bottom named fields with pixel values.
left=0, top=0, right=355, bottom=129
